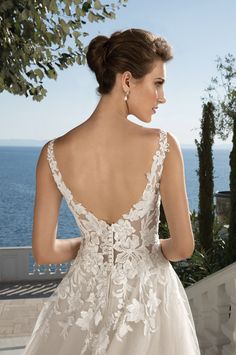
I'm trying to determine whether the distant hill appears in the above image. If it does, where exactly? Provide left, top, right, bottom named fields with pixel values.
left=0, top=139, right=232, bottom=149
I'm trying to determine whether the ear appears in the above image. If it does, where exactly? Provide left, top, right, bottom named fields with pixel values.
left=121, top=71, right=133, bottom=92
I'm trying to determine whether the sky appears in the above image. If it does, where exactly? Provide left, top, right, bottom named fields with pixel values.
left=1, top=0, right=235, bottom=146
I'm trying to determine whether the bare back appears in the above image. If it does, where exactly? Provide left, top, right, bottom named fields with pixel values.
left=52, top=123, right=161, bottom=225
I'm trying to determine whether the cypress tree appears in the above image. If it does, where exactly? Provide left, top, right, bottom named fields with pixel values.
left=195, top=101, right=215, bottom=252
left=228, top=112, right=236, bottom=262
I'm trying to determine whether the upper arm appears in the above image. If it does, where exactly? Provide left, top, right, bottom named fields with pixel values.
left=32, top=142, right=62, bottom=264
left=160, top=132, right=195, bottom=257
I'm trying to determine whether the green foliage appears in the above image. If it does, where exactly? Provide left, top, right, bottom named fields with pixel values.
left=0, top=0, right=128, bottom=101
left=173, top=235, right=228, bottom=288
left=204, top=54, right=236, bottom=140
left=204, top=54, right=236, bottom=262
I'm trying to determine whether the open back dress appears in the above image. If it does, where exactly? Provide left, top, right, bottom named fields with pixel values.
left=23, top=129, right=201, bottom=355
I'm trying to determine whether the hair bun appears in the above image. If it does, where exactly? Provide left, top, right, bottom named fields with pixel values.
left=86, top=28, right=173, bottom=96
left=86, top=35, right=109, bottom=75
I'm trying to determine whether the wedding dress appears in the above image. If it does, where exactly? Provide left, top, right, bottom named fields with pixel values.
left=23, top=129, right=201, bottom=355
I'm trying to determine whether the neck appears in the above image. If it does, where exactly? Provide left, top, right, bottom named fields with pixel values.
left=88, top=93, right=130, bottom=127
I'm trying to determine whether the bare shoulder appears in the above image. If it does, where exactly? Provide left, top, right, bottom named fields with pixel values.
left=41, top=128, right=78, bottom=162
left=35, top=140, right=54, bottom=180
left=144, top=127, right=180, bottom=153
left=164, top=131, right=183, bottom=160
left=161, top=131, right=185, bottom=184
left=35, top=133, right=64, bottom=181
left=166, top=131, right=181, bottom=149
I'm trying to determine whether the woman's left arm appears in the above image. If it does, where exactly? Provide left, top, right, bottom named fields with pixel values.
left=159, top=131, right=195, bottom=262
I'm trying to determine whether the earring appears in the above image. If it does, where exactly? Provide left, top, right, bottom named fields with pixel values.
left=124, top=91, right=129, bottom=101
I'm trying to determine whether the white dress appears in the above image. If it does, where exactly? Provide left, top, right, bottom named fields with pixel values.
left=23, top=129, right=201, bottom=355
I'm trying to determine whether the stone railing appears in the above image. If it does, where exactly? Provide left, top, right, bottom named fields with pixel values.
left=185, top=262, right=236, bottom=355
left=0, top=247, right=71, bottom=281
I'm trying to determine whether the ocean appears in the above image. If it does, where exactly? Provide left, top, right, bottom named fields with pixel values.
left=0, top=146, right=230, bottom=247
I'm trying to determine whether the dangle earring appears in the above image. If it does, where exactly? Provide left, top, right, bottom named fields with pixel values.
left=124, top=91, right=129, bottom=101
left=124, top=91, right=130, bottom=114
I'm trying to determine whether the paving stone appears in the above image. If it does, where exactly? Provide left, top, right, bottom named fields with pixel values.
left=0, top=326, right=14, bottom=337
left=2, top=306, right=39, bottom=319
left=0, top=299, right=44, bottom=338
left=0, top=305, right=4, bottom=316
left=13, top=322, right=35, bottom=337
left=0, top=281, right=59, bottom=345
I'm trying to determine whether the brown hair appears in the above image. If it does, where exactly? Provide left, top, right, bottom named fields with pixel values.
left=86, top=28, right=173, bottom=95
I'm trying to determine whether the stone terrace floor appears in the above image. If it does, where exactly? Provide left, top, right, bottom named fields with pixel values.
left=0, top=280, right=61, bottom=354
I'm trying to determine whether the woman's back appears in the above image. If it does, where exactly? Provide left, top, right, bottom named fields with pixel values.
left=52, top=122, right=162, bottom=225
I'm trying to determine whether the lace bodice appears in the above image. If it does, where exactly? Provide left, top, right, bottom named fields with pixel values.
left=47, top=129, right=169, bottom=264
left=39, top=129, right=171, bottom=354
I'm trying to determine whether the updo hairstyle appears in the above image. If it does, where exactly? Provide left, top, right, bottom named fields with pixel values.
left=86, top=28, right=173, bottom=95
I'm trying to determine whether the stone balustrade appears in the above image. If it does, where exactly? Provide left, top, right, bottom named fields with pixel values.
left=185, top=261, right=236, bottom=355
left=0, top=247, right=71, bottom=281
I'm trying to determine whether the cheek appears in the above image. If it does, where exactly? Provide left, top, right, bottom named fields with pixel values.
left=149, top=84, right=157, bottom=98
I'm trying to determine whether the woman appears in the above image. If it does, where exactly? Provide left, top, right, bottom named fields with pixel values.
left=23, top=28, right=201, bottom=354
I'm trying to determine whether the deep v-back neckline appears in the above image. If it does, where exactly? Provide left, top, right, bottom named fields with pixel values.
left=47, top=129, right=166, bottom=228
